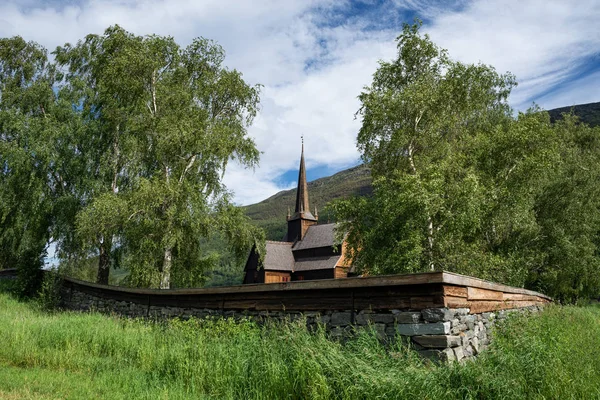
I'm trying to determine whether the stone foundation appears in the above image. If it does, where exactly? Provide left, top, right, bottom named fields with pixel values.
left=62, top=287, right=541, bottom=362
left=1, top=268, right=549, bottom=362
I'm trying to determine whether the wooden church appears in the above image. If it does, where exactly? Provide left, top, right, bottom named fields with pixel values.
left=243, top=143, right=351, bottom=284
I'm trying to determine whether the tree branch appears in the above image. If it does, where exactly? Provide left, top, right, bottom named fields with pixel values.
left=152, top=69, right=158, bottom=115
left=179, top=154, right=197, bottom=184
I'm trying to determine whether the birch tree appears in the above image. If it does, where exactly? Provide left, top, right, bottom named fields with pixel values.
left=334, top=21, right=515, bottom=273
left=56, top=26, right=263, bottom=288
left=0, top=37, right=86, bottom=295
left=331, top=22, right=600, bottom=301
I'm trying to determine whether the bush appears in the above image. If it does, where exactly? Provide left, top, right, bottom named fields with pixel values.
left=36, top=268, right=63, bottom=311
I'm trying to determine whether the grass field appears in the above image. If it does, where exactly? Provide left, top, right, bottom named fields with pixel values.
left=1, top=282, right=600, bottom=399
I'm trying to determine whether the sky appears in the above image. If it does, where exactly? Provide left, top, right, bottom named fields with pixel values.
left=1, top=0, right=599, bottom=206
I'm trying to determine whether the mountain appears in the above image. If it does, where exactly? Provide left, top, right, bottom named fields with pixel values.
left=547, top=101, right=600, bottom=127
left=244, top=164, right=372, bottom=240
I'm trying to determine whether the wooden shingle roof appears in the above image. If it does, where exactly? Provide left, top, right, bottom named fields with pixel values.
left=292, top=223, right=337, bottom=251
left=263, top=241, right=295, bottom=271
left=294, top=255, right=341, bottom=271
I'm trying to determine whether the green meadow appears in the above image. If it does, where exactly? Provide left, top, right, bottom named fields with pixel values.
left=1, top=282, right=599, bottom=399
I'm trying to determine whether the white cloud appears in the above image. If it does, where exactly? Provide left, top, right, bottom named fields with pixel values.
left=1, top=0, right=598, bottom=205
left=424, top=0, right=600, bottom=110
left=534, top=69, right=600, bottom=111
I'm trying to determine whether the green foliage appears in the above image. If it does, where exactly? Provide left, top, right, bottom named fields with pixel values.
left=1, top=289, right=600, bottom=398
left=55, top=26, right=264, bottom=288
left=37, top=269, right=63, bottom=312
left=330, top=21, right=600, bottom=301
left=1, top=26, right=264, bottom=289
left=0, top=36, right=76, bottom=297
left=204, top=260, right=246, bottom=287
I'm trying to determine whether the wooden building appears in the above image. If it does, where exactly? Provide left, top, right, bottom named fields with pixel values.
left=243, top=143, right=351, bottom=284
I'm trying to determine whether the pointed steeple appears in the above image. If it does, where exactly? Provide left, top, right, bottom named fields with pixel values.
left=295, top=137, right=310, bottom=214
left=285, top=137, right=318, bottom=242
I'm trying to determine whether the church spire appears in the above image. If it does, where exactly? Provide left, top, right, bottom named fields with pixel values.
left=295, top=136, right=310, bottom=214
left=285, top=137, right=317, bottom=242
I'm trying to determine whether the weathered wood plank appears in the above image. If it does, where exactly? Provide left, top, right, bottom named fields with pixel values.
left=442, top=272, right=551, bottom=300
left=0, top=268, right=17, bottom=277
left=468, top=301, right=505, bottom=314
left=353, top=297, right=412, bottom=310
left=502, top=300, right=544, bottom=309
left=467, top=299, right=544, bottom=314
left=467, top=287, right=503, bottom=301
left=444, top=295, right=470, bottom=309
left=410, top=296, right=445, bottom=309
left=443, top=285, right=468, bottom=298
left=62, top=271, right=447, bottom=295
left=61, top=270, right=550, bottom=301
left=225, top=297, right=351, bottom=311
left=503, top=293, right=544, bottom=302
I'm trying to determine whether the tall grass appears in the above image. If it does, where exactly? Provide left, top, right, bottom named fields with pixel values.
left=1, top=285, right=599, bottom=399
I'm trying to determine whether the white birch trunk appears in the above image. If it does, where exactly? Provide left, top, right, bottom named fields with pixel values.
left=160, top=247, right=172, bottom=289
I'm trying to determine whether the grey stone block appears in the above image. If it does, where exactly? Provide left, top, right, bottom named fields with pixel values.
left=371, top=314, right=395, bottom=324
left=418, top=348, right=456, bottom=362
left=463, top=344, right=474, bottom=358
left=412, top=335, right=462, bottom=348
left=465, top=315, right=476, bottom=330
left=422, top=308, right=452, bottom=322
left=461, top=335, right=469, bottom=347
left=472, top=337, right=480, bottom=354
left=453, top=346, right=465, bottom=361
left=453, top=308, right=470, bottom=316
left=451, top=323, right=467, bottom=335
left=329, top=327, right=347, bottom=338
left=373, top=323, right=387, bottom=338
left=442, top=348, right=456, bottom=362
left=396, top=321, right=451, bottom=336
left=395, top=311, right=422, bottom=323
left=385, top=326, right=396, bottom=337
left=331, top=312, right=352, bottom=326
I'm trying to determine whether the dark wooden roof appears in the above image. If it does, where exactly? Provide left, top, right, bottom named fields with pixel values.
left=292, top=223, right=336, bottom=251
left=261, top=224, right=342, bottom=272
left=294, top=255, right=341, bottom=271
left=263, top=241, right=295, bottom=271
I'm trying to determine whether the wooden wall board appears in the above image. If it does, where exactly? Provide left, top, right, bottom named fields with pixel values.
left=443, top=285, right=468, bottom=298
left=61, top=270, right=550, bottom=300
left=52, top=270, right=553, bottom=313
left=467, top=287, right=503, bottom=301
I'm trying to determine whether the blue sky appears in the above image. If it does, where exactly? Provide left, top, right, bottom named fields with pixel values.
left=1, top=0, right=599, bottom=206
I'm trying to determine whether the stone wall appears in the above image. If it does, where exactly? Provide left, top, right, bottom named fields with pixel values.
left=0, top=269, right=17, bottom=280
left=61, top=285, right=541, bottom=362
left=1, top=268, right=548, bottom=362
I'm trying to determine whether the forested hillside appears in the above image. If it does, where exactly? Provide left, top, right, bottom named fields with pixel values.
left=548, top=101, right=600, bottom=127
